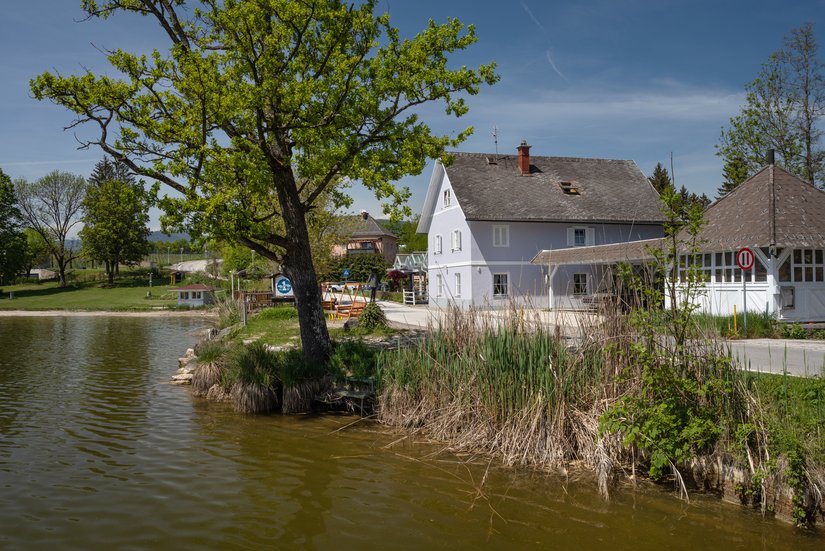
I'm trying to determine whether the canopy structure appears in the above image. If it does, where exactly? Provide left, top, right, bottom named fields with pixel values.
left=531, top=237, right=666, bottom=267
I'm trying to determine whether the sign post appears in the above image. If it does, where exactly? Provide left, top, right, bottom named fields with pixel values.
left=736, top=247, right=755, bottom=335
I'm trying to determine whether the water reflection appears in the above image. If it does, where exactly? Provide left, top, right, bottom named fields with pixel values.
left=0, top=317, right=822, bottom=550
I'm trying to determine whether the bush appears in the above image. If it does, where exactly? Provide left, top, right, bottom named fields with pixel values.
left=781, top=322, right=807, bottom=339
left=255, top=305, right=299, bottom=321
left=358, top=302, right=388, bottom=332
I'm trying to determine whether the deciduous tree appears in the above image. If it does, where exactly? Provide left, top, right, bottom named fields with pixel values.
left=80, top=158, right=151, bottom=284
left=0, top=169, right=26, bottom=284
left=15, top=171, right=86, bottom=287
left=717, top=23, right=824, bottom=188
left=32, top=0, right=496, bottom=366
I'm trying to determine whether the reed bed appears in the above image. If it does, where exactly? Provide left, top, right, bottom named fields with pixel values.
left=377, top=305, right=619, bottom=493
left=376, top=302, right=824, bottom=522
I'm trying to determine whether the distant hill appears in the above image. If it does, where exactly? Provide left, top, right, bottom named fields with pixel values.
left=148, top=231, right=191, bottom=243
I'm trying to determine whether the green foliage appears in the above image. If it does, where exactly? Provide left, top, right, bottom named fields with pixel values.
left=80, top=158, right=151, bottom=284
left=0, top=168, right=26, bottom=284
left=647, top=162, right=672, bottom=194
left=14, top=171, right=87, bottom=287
left=33, top=0, right=498, bottom=365
left=330, top=339, right=380, bottom=380
left=781, top=322, right=808, bottom=339
left=695, top=311, right=778, bottom=339
left=386, top=215, right=428, bottom=252
left=319, top=253, right=389, bottom=283
left=358, top=301, right=388, bottom=332
left=255, top=305, right=299, bottom=321
left=717, top=23, right=824, bottom=187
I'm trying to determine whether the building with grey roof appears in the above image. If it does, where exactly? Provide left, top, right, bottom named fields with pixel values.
left=417, top=142, right=665, bottom=309
left=532, top=159, right=825, bottom=321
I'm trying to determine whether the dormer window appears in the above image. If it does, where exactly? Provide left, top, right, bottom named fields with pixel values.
left=560, top=181, right=580, bottom=195
left=443, top=189, right=451, bottom=207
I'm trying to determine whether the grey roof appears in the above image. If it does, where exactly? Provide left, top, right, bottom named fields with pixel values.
left=695, top=164, right=825, bottom=249
left=532, top=164, right=825, bottom=267
left=337, top=213, right=395, bottom=239
left=444, top=152, right=666, bottom=224
left=532, top=238, right=666, bottom=266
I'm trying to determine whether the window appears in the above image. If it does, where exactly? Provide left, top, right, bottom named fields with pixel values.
left=454, top=273, right=462, bottom=297
left=493, top=225, right=509, bottom=247
left=567, top=226, right=593, bottom=247
left=573, top=273, right=588, bottom=295
left=434, top=235, right=442, bottom=255
left=436, top=274, right=444, bottom=297
left=193, top=291, right=202, bottom=300
left=443, top=189, right=451, bottom=208
left=493, top=273, right=508, bottom=297
left=180, top=291, right=189, bottom=300
left=451, top=229, right=462, bottom=251
left=780, top=248, right=825, bottom=282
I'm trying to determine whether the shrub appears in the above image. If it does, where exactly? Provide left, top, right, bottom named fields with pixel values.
left=358, top=302, right=388, bottom=332
left=331, top=340, right=379, bottom=379
left=192, top=341, right=227, bottom=397
left=781, top=322, right=807, bottom=339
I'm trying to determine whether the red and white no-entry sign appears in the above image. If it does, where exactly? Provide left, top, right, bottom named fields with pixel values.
left=736, top=247, right=755, bottom=271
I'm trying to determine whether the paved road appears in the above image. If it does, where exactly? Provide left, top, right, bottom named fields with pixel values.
left=377, top=301, right=825, bottom=378
left=726, top=339, right=825, bottom=377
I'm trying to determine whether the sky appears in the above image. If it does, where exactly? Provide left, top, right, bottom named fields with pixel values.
left=1, top=0, right=823, bottom=231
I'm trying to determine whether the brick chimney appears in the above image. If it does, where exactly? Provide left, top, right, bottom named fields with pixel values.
left=517, top=140, right=531, bottom=175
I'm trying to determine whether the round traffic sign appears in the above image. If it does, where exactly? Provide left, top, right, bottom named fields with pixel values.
left=736, top=247, right=755, bottom=271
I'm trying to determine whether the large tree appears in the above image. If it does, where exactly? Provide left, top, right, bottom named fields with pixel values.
left=717, top=23, right=824, bottom=189
left=32, top=0, right=496, bottom=366
left=15, top=171, right=86, bottom=287
left=0, top=168, right=26, bottom=284
left=80, top=158, right=151, bottom=284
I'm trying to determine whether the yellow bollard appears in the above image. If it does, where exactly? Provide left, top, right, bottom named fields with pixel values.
left=733, top=304, right=737, bottom=336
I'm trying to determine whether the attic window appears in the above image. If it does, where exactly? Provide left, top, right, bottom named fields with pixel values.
left=560, top=181, right=580, bottom=195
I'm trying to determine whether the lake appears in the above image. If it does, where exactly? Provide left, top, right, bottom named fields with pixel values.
left=0, top=316, right=821, bottom=549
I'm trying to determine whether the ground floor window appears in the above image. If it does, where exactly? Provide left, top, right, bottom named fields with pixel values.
left=779, top=248, right=825, bottom=283
left=573, top=273, right=588, bottom=295
left=436, top=274, right=444, bottom=297
left=180, top=292, right=189, bottom=300
left=493, top=273, right=508, bottom=297
left=193, top=292, right=202, bottom=300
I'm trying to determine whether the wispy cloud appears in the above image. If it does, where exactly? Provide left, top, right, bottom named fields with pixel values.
left=521, top=2, right=547, bottom=34
left=545, top=51, right=568, bottom=81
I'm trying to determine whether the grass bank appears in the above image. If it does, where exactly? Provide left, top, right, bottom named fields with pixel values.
left=0, top=269, right=217, bottom=311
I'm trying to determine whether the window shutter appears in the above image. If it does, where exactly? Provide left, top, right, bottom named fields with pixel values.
left=566, top=227, right=575, bottom=247
left=456, top=231, right=462, bottom=251
left=586, top=227, right=595, bottom=246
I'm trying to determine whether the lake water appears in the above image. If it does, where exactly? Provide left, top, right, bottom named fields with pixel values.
left=0, top=316, right=822, bottom=549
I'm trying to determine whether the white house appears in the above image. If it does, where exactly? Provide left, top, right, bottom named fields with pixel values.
left=533, top=159, right=825, bottom=321
left=174, top=284, right=215, bottom=308
left=417, top=142, right=666, bottom=309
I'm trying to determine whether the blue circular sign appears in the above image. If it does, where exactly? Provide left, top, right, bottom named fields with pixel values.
left=276, top=277, right=292, bottom=294
left=342, top=268, right=351, bottom=278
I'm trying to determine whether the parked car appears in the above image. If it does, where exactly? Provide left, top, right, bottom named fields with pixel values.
left=326, top=282, right=345, bottom=292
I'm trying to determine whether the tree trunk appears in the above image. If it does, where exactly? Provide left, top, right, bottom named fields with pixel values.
left=56, top=254, right=68, bottom=287
left=106, top=260, right=114, bottom=285
left=275, top=170, right=332, bottom=368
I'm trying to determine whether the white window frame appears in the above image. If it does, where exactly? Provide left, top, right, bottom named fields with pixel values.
left=573, top=273, right=589, bottom=295
left=493, top=273, right=509, bottom=298
left=434, top=234, right=442, bottom=255
left=443, top=189, right=451, bottom=208
left=567, top=226, right=594, bottom=247
left=454, top=273, right=462, bottom=297
left=493, top=224, right=509, bottom=247
left=436, top=274, right=444, bottom=297
left=451, top=229, right=462, bottom=252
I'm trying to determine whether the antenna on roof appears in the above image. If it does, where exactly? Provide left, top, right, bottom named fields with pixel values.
left=670, top=151, right=676, bottom=187
left=491, top=125, right=499, bottom=160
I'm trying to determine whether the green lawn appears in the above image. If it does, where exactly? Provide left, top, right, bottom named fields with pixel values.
left=0, top=271, right=179, bottom=311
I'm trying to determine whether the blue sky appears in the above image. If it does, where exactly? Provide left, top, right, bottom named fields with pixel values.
left=1, top=0, right=823, bottom=230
